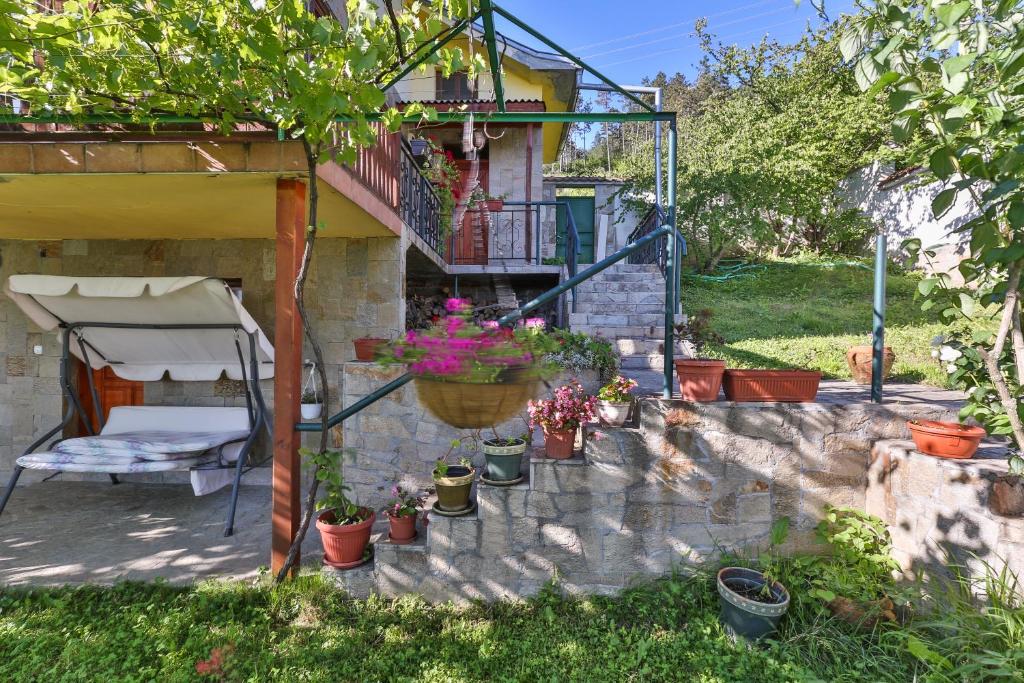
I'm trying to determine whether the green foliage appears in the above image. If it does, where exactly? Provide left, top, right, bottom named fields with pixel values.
left=539, top=329, right=619, bottom=378
left=674, top=308, right=724, bottom=354
left=683, top=258, right=966, bottom=385
left=2, top=560, right=1021, bottom=682
left=622, top=23, right=887, bottom=271
left=846, top=1, right=1024, bottom=465
left=805, top=506, right=901, bottom=606
left=301, top=446, right=361, bottom=523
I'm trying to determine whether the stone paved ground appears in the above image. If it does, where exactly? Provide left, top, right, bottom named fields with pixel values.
left=0, top=482, right=322, bottom=586
left=629, top=373, right=963, bottom=409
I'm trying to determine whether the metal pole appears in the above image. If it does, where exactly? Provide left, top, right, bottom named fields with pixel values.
left=663, top=119, right=678, bottom=399
left=871, top=233, right=887, bottom=403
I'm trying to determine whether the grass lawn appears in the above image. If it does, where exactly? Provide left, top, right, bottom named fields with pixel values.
left=682, top=258, right=960, bottom=386
left=1, top=563, right=1020, bottom=682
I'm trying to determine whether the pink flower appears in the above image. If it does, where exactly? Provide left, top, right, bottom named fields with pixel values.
left=445, top=298, right=471, bottom=313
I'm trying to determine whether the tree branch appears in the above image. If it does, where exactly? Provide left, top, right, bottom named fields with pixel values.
left=384, top=0, right=406, bottom=63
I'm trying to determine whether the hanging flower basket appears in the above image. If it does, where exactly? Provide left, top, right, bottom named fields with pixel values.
left=379, top=299, right=552, bottom=429
left=415, top=368, right=539, bottom=429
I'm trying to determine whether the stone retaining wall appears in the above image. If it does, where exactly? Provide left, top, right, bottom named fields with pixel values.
left=867, top=440, right=1024, bottom=583
left=329, top=394, right=958, bottom=602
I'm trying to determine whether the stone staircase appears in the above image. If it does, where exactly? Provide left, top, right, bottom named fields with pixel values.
left=569, top=263, right=677, bottom=373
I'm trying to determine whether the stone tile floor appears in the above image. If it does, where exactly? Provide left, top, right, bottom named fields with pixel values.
left=0, top=482, right=322, bottom=586
left=630, top=374, right=964, bottom=409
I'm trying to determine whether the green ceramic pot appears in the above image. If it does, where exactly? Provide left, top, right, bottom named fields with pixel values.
left=482, top=438, right=527, bottom=481
left=717, top=567, right=790, bottom=641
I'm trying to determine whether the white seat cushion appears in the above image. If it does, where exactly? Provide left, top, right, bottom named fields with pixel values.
left=102, top=406, right=251, bottom=435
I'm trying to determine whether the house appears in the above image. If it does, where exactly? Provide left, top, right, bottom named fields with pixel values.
left=0, top=7, right=661, bottom=577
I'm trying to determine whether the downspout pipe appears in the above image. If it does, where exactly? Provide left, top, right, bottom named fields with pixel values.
left=871, top=233, right=887, bottom=403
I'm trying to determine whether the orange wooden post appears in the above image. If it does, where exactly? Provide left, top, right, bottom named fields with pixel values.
left=272, top=177, right=306, bottom=577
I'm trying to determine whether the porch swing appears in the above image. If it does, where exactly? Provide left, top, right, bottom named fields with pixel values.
left=0, top=275, right=275, bottom=536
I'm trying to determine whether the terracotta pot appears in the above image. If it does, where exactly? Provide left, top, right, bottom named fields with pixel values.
left=316, top=508, right=375, bottom=566
left=597, top=400, right=632, bottom=427
left=846, top=345, right=895, bottom=384
left=907, top=420, right=985, bottom=459
left=722, top=369, right=821, bottom=402
left=483, top=199, right=504, bottom=212
left=387, top=512, right=418, bottom=542
left=991, top=475, right=1024, bottom=517
left=674, top=359, right=725, bottom=401
left=353, top=337, right=387, bottom=362
left=543, top=427, right=576, bottom=459
left=433, top=465, right=475, bottom=511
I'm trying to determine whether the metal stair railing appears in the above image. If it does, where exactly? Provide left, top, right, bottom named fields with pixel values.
left=296, top=222, right=686, bottom=434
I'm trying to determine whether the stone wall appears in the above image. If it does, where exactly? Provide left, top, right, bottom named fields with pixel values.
left=330, top=394, right=957, bottom=602
left=867, top=440, right=1024, bottom=584
left=0, top=236, right=405, bottom=482
left=340, top=363, right=600, bottom=506
left=487, top=125, right=544, bottom=263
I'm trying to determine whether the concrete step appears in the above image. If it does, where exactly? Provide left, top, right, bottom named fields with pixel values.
left=573, top=282, right=666, bottom=294
left=572, top=325, right=660, bottom=339
left=570, top=313, right=668, bottom=327
left=573, top=291, right=666, bottom=306
left=620, top=353, right=665, bottom=371
left=569, top=303, right=666, bottom=315
left=614, top=338, right=664, bottom=355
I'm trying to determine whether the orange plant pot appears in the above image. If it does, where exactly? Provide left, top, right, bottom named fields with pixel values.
left=674, top=359, right=726, bottom=401
left=353, top=337, right=387, bottom=362
left=543, top=427, right=576, bottom=459
left=722, top=369, right=821, bottom=402
left=316, top=508, right=375, bottom=567
left=907, top=420, right=985, bottom=459
left=386, top=512, right=417, bottom=543
left=846, top=345, right=895, bottom=384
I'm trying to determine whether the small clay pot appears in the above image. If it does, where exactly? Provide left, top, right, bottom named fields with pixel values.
left=991, top=475, right=1024, bottom=517
left=674, top=359, right=725, bottom=401
left=846, top=345, right=895, bottom=384
left=353, top=337, right=387, bottom=362
left=387, top=512, right=417, bottom=542
left=316, top=508, right=375, bottom=566
left=907, top=420, right=985, bottom=459
left=543, top=427, right=576, bottom=459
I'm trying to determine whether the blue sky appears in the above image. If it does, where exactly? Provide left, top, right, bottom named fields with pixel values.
left=495, top=0, right=858, bottom=86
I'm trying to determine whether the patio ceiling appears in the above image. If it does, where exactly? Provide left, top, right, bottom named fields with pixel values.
left=0, top=171, right=397, bottom=240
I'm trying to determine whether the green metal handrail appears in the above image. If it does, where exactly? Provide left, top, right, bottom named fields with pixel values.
left=295, top=222, right=681, bottom=432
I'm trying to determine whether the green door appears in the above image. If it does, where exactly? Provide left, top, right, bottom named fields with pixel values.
left=556, top=196, right=596, bottom=264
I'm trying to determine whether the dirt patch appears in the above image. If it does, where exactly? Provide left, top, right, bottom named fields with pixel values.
left=665, top=407, right=701, bottom=428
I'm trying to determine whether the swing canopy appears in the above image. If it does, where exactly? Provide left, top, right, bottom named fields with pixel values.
left=4, top=275, right=275, bottom=381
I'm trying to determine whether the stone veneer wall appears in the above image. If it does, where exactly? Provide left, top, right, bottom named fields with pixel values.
left=487, top=125, right=544, bottom=263
left=0, top=236, right=405, bottom=482
left=867, top=440, right=1023, bottom=583
left=331, top=393, right=957, bottom=602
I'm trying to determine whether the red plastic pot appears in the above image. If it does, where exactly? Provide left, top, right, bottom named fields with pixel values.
left=674, top=359, right=725, bottom=401
left=316, top=508, right=375, bottom=567
left=387, top=512, right=417, bottom=543
left=543, top=427, right=576, bottom=459
left=907, top=420, right=985, bottom=459
left=353, top=337, right=387, bottom=362
left=722, top=369, right=821, bottom=402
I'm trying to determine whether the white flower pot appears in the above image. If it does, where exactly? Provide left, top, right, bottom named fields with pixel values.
left=597, top=400, right=631, bottom=427
left=300, top=403, right=323, bottom=420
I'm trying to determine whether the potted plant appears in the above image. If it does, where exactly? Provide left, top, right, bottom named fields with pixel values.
left=408, top=137, right=429, bottom=158
left=310, top=448, right=375, bottom=568
left=846, top=344, right=895, bottom=384
left=673, top=310, right=726, bottom=401
left=379, top=298, right=553, bottom=429
left=481, top=430, right=528, bottom=484
left=300, top=389, right=322, bottom=420
left=528, top=380, right=598, bottom=459
left=907, top=419, right=986, bottom=459
left=353, top=336, right=387, bottom=362
left=596, top=375, right=638, bottom=427
left=432, top=439, right=476, bottom=513
left=717, top=518, right=791, bottom=642
left=470, top=186, right=505, bottom=212
left=383, top=485, right=425, bottom=544
left=722, top=369, right=821, bottom=402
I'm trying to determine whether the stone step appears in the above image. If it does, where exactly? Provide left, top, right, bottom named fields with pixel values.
left=614, top=338, right=664, bottom=355
left=573, top=282, right=666, bottom=295
left=620, top=353, right=665, bottom=371
left=569, top=303, right=666, bottom=315
left=570, top=313, right=668, bottom=327
left=572, top=325, right=659, bottom=339
left=579, top=272, right=664, bottom=284
left=573, top=291, right=666, bottom=306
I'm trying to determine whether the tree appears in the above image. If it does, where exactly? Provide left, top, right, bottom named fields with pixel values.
left=620, top=22, right=889, bottom=271
left=0, top=0, right=477, bottom=579
left=843, top=0, right=1024, bottom=475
